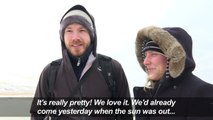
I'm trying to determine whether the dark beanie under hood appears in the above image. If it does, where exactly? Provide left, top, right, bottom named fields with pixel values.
left=136, top=26, right=195, bottom=78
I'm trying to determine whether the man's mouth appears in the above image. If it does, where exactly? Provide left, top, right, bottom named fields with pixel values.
left=72, top=44, right=82, bottom=48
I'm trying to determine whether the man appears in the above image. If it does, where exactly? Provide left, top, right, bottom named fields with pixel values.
left=134, top=26, right=213, bottom=120
left=31, top=5, right=132, bottom=120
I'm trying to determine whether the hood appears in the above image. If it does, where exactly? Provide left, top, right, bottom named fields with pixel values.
left=135, top=26, right=195, bottom=78
left=59, top=5, right=97, bottom=57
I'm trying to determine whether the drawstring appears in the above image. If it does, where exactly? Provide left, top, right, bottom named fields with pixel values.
left=166, top=58, right=170, bottom=78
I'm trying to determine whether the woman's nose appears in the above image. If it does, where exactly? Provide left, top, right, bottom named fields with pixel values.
left=143, top=55, right=150, bottom=66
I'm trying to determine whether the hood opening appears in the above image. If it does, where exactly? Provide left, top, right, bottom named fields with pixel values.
left=136, top=26, right=195, bottom=79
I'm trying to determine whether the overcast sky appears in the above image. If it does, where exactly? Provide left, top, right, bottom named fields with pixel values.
left=0, top=0, right=213, bottom=96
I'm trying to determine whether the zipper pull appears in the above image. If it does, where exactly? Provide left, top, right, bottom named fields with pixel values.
left=77, top=58, right=81, bottom=66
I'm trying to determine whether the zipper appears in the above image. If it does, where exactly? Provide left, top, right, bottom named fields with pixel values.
left=153, top=84, right=161, bottom=97
left=77, top=58, right=81, bottom=66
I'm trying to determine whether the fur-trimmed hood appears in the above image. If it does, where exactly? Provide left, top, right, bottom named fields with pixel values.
left=135, top=26, right=195, bottom=78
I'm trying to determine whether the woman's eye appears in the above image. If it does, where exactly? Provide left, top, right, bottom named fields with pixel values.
left=65, top=29, right=72, bottom=32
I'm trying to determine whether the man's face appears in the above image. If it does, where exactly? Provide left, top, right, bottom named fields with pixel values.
left=143, top=51, right=167, bottom=81
left=64, top=23, right=91, bottom=57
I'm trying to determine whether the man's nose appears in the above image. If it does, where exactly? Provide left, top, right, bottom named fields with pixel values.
left=71, top=31, right=80, bottom=40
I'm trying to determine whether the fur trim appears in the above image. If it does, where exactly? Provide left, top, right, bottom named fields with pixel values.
left=135, top=26, right=186, bottom=78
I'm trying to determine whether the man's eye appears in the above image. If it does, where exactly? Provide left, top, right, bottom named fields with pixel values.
left=80, top=29, right=86, bottom=32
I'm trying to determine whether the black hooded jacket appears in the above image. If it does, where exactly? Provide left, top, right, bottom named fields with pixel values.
left=134, top=26, right=213, bottom=120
